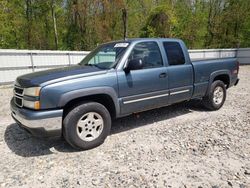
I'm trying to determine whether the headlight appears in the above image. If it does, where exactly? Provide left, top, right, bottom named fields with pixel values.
left=23, top=87, right=41, bottom=109
left=23, top=87, right=41, bottom=97
left=23, top=99, right=40, bottom=110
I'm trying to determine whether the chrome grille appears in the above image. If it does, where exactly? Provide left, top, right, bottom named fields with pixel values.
left=14, top=85, right=24, bottom=96
left=14, top=85, right=24, bottom=107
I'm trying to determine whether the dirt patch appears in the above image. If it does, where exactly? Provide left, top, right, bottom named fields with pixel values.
left=0, top=66, right=249, bottom=187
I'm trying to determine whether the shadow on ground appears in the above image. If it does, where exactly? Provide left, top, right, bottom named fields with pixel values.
left=4, top=100, right=205, bottom=157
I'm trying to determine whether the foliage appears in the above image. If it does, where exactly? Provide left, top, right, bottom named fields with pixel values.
left=0, top=0, right=250, bottom=50
left=140, top=4, right=176, bottom=38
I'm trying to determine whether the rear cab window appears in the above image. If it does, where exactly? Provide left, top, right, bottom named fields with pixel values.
left=163, top=42, right=185, bottom=66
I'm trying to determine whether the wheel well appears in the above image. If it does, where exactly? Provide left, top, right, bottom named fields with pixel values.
left=213, top=74, right=230, bottom=88
left=63, top=94, right=117, bottom=119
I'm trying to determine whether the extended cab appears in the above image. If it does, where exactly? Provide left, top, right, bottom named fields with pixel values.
left=11, top=38, right=239, bottom=149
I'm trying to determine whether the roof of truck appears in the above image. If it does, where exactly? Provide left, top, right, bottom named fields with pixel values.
left=103, top=38, right=183, bottom=45
left=123, top=38, right=182, bottom=42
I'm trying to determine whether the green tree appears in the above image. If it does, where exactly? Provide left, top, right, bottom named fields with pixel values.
left=0, top=0, right=26, bottom=48
left=173, top=0, right=208, bottom=48
left=1, top=0, right=250, bottom=50
left=140, top=4, right=176, bottom=38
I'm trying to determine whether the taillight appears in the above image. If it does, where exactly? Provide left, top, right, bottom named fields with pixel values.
left=237, top=61, right=240, bottom=73
left=232, top=61, right=239, bottom=75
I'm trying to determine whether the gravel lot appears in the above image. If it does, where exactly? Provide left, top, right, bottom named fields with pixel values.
left=0, top=66, right=249, bottom=188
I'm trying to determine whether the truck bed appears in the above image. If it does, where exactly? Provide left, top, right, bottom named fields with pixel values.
left=191, top=58, right=238, bottom=98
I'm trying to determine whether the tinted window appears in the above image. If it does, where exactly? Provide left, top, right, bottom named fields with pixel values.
left=129, top=42, right=163, bottom=69
left=163, top=42, right=185, bottom=65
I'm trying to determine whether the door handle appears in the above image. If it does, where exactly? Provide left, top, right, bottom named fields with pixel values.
left=159, top=72, right=167, bottom=78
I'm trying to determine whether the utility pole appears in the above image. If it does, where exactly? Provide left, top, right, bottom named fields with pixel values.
left=122, top=8, right=128, bottom=40
left=51, top=0, right=59, bottom=50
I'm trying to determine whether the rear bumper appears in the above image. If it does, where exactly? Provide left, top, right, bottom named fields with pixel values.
left=234, top=78, right=239, bottom=86
left=229, top=76, right=239, bottom=87
left=10, top=99, right=63, bottom=137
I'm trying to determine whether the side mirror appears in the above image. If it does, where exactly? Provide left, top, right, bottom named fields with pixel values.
left=124, top=58, right=143, bottom=73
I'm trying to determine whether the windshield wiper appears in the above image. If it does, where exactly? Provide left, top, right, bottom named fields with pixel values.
left=85, top=64, right=100, bottom=68
left=86, top=64, right=110, bottom=70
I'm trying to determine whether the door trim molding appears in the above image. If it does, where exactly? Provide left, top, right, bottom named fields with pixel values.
left=122, top=88, right=190, bottom=104
left=170, top=89, right=190, bottom=95
left=123, top=93, right=169, bottom=104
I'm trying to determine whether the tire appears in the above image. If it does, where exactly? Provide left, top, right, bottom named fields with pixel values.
left=63, top=102, right=111, bottom=150
left=202, top=80, right=226, bottom=110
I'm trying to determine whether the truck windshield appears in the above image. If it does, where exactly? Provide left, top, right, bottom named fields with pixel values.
left=79, top=42, right=130, bottom=69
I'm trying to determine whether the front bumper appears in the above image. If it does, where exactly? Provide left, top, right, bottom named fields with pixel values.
left=10, top=99, right=63, bottom=137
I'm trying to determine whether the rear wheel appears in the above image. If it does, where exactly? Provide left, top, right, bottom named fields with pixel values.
left=63, top=102, right=111, bottom=150
left=202, top=80, right=226, bottom=110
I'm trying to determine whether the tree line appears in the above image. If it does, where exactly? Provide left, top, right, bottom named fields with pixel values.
left=0, top=0, right=250, bottom=51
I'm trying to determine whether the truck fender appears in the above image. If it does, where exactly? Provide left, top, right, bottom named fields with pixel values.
left=58, top=87, right=120, bottom=116
left=206, top=70, right=231, bottom=95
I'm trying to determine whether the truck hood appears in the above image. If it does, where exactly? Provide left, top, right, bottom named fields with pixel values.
left=16, top=65, right=106, bottom=87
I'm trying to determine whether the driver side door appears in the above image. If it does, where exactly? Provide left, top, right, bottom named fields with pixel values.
left=117, top=41, right=169, bottom=115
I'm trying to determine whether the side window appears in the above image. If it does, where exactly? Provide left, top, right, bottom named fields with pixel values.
left=163, top=42, right=185, bottom=65
left=129, top=42, right=163, bottom=69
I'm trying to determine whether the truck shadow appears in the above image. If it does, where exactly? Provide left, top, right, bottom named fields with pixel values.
left=111, top=100, right=204, bottom=135
left=4, top=100, right=205, bottom=157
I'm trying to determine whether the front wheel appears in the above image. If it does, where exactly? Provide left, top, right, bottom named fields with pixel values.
left=63, top=102, right=111, bottom=150
left=202, top=80, right=227, bottom=110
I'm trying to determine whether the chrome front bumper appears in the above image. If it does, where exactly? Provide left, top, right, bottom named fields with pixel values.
left=10, top=99, right=63, bottom=137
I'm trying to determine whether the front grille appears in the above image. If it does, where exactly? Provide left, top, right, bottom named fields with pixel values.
left=14, top=85, right=24, bottom=107
left=14, top=86, right=24, bottom=96
left=14, top=96, right=23, bottom=107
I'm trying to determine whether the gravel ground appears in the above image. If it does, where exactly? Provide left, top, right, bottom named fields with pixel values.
left=0, top=66, right=249, bottom=188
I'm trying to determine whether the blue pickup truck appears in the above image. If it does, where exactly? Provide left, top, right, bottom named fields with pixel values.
left=11, top=38, right=239, bottom=150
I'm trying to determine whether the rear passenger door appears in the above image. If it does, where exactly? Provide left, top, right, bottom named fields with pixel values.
left=163, top=42, right=193, bottom=104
